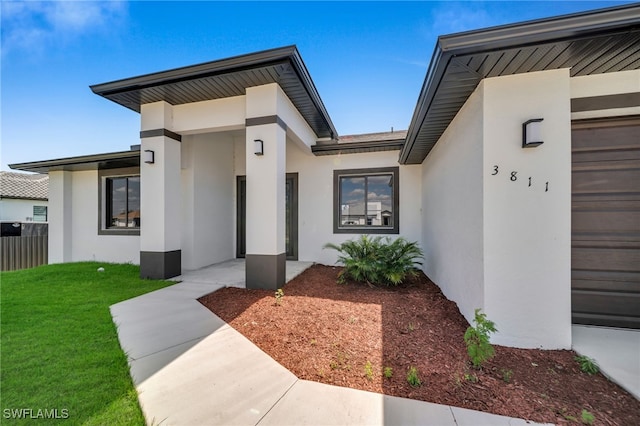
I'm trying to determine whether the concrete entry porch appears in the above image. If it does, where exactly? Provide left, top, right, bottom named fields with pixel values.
left=173, top=258, right=314, bottom=288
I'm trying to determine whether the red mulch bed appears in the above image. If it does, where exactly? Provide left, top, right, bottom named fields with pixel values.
left=198, top=264, right=639, bottom=425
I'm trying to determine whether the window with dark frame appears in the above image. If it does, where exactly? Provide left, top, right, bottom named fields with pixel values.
left=333, top=167, right=399, bottom=234
left=106, top=176, right=140, bottom=229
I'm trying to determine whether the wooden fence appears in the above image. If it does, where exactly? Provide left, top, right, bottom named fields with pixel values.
left=1, top=236, right=48, bottom=271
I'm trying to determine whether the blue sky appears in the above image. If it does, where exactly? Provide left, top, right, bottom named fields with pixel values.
left=1, top=1, right=632, bottom=171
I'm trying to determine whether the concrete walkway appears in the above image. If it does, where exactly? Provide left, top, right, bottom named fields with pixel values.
left=572, top=325, right=640, bottom=400
left=111, top=260, right=549, bottom=425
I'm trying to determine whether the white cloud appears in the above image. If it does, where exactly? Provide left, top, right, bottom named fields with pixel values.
left=1, top=1, right=127, bottom=56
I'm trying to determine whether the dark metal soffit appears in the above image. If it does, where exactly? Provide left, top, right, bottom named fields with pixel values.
left=401, top=3, right=640, bottom=164
left=9, top=151, right=140, bottom=174
left=312, top=139, right=405, bottom=156
left=90, top=46, right=338, bottom=140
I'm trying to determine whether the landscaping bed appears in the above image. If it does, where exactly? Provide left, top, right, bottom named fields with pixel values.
left=199, top=264, right=639, bottom=425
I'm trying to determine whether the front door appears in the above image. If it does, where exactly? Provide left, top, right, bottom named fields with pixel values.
left=237, top=173, right=298, bottom=260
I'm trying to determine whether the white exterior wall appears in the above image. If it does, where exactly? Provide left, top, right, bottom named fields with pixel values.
left=181, top=133, right=235, bottom=270
left=421, top=85, right=485, bottom=323
left=48, top=171, right=72, bottom=263
left=421, top=69, right=572, bottom=349
left=140, top=102, right=182, bottom=254
left=0, top=198, right=48, bottom=222
left=286, top=143, right=423, bottom=265
left=70, top=171, right=140, bottom=264
left=482, top=69, right=572, bottom=349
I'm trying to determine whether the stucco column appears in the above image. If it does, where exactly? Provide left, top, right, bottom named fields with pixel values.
left=245, top=85, right=287, bottom=289
left=139, top=102, right=182, bottom=279
left=48, top=170, right=72, bottom=263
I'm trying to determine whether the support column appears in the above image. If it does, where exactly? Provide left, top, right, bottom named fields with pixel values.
left=139, top=102, right=182, bottom=279
left=48, top=170, right=72, bottom=263
left=245, top=85, right=287, bottom=289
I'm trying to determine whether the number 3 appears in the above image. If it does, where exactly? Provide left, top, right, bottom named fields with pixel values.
left=492, top=165, right=499, bottom=175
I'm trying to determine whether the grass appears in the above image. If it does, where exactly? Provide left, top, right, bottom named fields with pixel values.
left=0, top=262, right=172, bottom=425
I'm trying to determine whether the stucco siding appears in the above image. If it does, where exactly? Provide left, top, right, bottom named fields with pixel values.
left=70, top=171, right=139, bottom=264
left=420, top=84, right=485, bottom=328
left=482, top=69, right=572, bottom=349
left=0, top=198, right=48, bottom=223
left=286, top=143, right=422, bottom=265
left=48, top=171, right=72, bottom=263
left=181, top=133, right=236, bottom=270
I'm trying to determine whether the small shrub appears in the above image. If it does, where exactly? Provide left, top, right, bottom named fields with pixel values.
left=323, top=235, right=423, bottom=286
left=274, top=288, right=284, bottom=306
left=383, top=366, right=393, bottom=379
left=464, top=308, right=497, bottom=369
left=463, top=373, right=478, bottom=383
left=575, top=355, right=599, bottom=375
left=364, top=361, right=374, bottom=381
left=501, top=368, right=513, bottom=383
left=581, top=409, right=595, bottom=425
left=406, top=366, right=421, bottom=387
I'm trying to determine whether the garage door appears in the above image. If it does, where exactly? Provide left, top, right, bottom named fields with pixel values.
left=572, top=117, right=640, bottom=329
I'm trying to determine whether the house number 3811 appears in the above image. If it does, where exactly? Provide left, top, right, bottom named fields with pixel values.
left=491, top=165, right=549, bottom=192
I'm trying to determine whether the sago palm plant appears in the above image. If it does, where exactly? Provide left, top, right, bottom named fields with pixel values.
left=324, top=235, right=423, bottom=286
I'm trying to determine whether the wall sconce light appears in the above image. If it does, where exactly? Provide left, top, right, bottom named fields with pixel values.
left=143, top=149, right=155, bottom=164
left=522, top=118, right=544, bottom=148
left=254, top=139, right=264, bottom=156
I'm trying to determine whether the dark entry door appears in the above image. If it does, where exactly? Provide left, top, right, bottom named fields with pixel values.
left=237, top=173, right=298, bottom=260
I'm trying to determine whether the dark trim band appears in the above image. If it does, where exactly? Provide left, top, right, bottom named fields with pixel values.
left=140, top=128, right=182, bottom=142
left=571, top=92, right=640, bottom=112
left=245, top=115, right=287, bottom=131
left=246, top=253, right=286, bottom=290
left=140, top=250, right=181, bottom=279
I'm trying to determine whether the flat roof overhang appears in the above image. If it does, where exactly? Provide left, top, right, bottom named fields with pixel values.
left=90, top=45, right=338, bottom=140
left=9, top=151, right=140, bottom=174
left=400, top=3, right=640, bottom=164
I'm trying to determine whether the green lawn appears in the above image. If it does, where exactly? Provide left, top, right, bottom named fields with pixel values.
left=0, top=262, right=172, bottom=425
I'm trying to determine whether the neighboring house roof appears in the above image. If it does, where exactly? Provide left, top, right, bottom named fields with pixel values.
left=9, top=150, right=140, bottom=174
left=400, top=3, right=640, bottom=164
left=0, top=171, right=48, bottom=200
left=312, top=130, right=407, bottom=156
left=90, top=45, right=338, bottom=140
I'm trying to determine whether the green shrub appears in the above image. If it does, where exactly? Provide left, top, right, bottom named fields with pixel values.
left=364, top=361, right=374, bottom=381
left=323, top=235, right=423, bottom=286
left=274, top=288, right=284, bottom=306
left=383, top=366, right=393, bottom=379
left=575, top=355, right=599, bottom=375
left=581, top=409, right=595, bottom=425
left=406, top=366, right=421, bottom=387
left=464, top=309, right=497, bottom=369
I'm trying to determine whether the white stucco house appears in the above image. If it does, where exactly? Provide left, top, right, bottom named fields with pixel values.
left=11, top=5, right=640, bottom=349
left=0, top=171, right=49, bottom=224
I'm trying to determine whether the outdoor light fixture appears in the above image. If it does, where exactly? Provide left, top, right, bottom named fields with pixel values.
left=522, top=118, right=544, bottom=148
left=254, top=139, right=264, bottom=156
left=143, top=149, right=155, bottom=164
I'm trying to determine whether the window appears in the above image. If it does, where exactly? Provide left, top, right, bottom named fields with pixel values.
left=106, top=176, right=140, bottom=228
left=33, top=206, right=47, bottom=222
left=333, top=167, right=399, bottom=234
left=98, top=168, right=140, bottom=235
